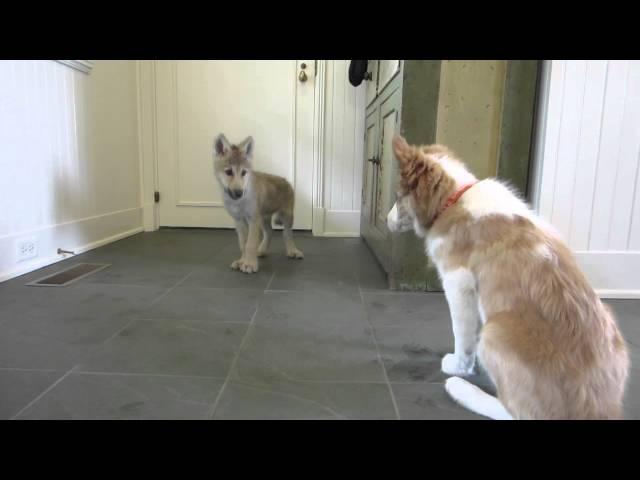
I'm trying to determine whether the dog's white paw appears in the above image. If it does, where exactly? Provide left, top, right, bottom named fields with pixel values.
left=441, top=353, right=475, bottom=376
left=287, top=248, right=304, bottom=259
left=240, top=258, right=258, bottom=274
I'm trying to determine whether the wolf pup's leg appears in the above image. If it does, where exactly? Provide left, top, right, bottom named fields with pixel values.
left=231, top=219, right=248, bottom=270
left=441, top=269, right=480, bottom=376
left=257, top=214, right=273, bottom=257
left=238, top=218, right=261, bottom=274
left=280, top=209, right=303, bottom=260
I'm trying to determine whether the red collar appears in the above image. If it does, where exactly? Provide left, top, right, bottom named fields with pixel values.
left=434, top=182, right=478, bottom=222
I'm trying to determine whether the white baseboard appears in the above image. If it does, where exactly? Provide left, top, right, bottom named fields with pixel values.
left=574, top=251, right=640, bottom=299
left=319, top=209, right=361, bottom=237
left=0, top=207, right=143, bottom=283
left=596, top=290, right=640, bottom=299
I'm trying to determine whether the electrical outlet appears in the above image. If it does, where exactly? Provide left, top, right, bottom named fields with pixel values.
left=16, top=237, right=38, bottom=262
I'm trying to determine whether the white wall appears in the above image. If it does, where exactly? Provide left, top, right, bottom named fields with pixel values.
left=315, top=60, right=366, bottom=236
left=0, top=60, right=143, bottom=281
left=533, top=60, right=640, bottom=297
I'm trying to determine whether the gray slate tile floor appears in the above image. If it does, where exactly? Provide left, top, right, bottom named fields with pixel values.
left=0, top=229, right=638, bottom=420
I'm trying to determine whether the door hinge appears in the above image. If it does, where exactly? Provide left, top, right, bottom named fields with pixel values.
left=154, top=191, right=160, bottom=203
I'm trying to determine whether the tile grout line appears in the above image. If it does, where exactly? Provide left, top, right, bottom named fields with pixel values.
left=148, top=270, right=198, bottom=307
left=132, top=318, right=253, bottom=325
left=264, top=270, right=276, bottom=291
left=0, top=367, right=64, bottom=373
left=228, top=379, right=348, bottom=420
left=98, top=270, right=198, bottom=346
left=206, top=271, right=276, bottom=420
left=360, top=290, right=446, bottom=296
left=70, top=370, right=228, bottom=380
left=205, top=306, right=260, bottom=420
left=358, top=284, right=402, bottom=420
left=10, top=365, right=80, bottom=420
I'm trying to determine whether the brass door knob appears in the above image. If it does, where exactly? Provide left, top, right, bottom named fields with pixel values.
left=298, top=70, right=308, bottom=82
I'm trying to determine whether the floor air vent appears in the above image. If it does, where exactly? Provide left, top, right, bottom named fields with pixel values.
left=26, top=263, right=110, bottom=287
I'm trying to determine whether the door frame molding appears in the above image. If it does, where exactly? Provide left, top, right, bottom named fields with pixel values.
left=312, top=60, right=326, bottom=236
left=137, top=60, right=326, bottom=233
left=136, top=60, right=160, bottom=232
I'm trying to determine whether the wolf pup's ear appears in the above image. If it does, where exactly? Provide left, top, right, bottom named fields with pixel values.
left=214, top=133, right=231, bottom=156
left=238, top=136, right=254, bottom=158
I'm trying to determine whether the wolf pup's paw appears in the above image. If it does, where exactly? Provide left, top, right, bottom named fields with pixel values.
left=287, top=248, right=304, bottom=259
left=230, top=259, right=243, bottom=270
left=441, top=353, right=475, bottom=376
left=240, top=258, right=259, bottom=274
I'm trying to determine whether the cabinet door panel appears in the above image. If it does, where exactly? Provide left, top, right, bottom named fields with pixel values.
left=375, top=89, right=401, bottom=234
left=378, top=60, right=401, bottom=95
left=362, top=111, right=379, bottom=224
left=366, top=61, right=379, bottom=107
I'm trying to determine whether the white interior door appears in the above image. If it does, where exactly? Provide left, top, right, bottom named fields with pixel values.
left=155, top=60, right=315, bottom=229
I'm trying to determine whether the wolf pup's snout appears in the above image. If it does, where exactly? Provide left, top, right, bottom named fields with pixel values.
left=226, top=188, right=243, bottom=200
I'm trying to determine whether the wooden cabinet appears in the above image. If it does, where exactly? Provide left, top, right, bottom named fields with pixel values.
left=361, top=87, right=402, bottom=269
left=360, top=61, right=403, bottom=271
left=359, top=60, right=540, bottom=291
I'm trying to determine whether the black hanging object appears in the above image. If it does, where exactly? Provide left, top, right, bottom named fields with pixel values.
left=349, top=60, right=369, bottom=87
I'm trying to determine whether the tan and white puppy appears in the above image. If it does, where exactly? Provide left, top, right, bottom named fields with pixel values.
left=387, top=135, right=629, bottom=420
left=214, top=133, right=303, bottom=274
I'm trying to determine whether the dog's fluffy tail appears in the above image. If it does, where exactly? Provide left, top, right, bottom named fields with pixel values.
left=445, top=377, right=513, bottom=420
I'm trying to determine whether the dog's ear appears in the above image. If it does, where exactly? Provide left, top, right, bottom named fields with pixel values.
left=392, top=135, right=411, bottom=168
left=214, top=133, right=231, bottom=157
left=393, top=135, right=429, bottom=190
left=238, top=136, right=254, bottom=158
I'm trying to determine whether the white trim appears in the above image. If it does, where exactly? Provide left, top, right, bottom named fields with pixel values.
left=322, top=209, right=361, bottom=237
left=321, top=232, right=361, bottom=238
left=176, top=201, right=224, bottom=208
left=55, top=60, right=94, bottom=74
left=596, top=290, right=640, bottom=299
left=0, top=227, right=143, bottom=283
left=135, top=61, right=147, bottom=228
left=529, top=60, right=553, bottom=212
left=151, top=61, right=160, bottom=229
left=290, top=61, right=298, bottom=188
left=0, top=207, right=142, bottom=241
left=312, top=60, right=327, bottom=236
left=573, top=250, right=640, bottom=297
left=0, top=204, right=143, bottom=283
left=136, top=60, right=159, bottom=231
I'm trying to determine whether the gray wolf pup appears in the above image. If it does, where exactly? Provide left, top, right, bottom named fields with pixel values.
left=213, top=133, right=304, bottom=274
